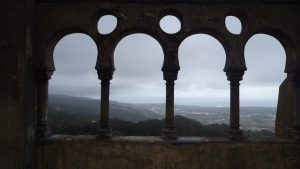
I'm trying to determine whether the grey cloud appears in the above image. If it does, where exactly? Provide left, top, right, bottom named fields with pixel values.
left=50, top=84, right=100, bottom=98
left=243, top=34, right=286, bottom=86
left=53, top=33, right=98, bottom=77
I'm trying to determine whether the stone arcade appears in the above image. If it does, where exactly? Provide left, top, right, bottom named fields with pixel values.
left=1, top=0, right=300, bottom=169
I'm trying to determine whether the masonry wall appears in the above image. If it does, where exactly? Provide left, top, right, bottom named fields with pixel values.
left=0, top=1, right=36, bottom=169
left=36, top=136, right=300, bottom=169
left=1, top=1, right=300, bottom=169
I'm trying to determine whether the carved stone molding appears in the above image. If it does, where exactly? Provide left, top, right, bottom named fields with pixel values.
left=97, top=68, right=114, bottom=81
left=226, top=71, right=244, bottom=82
left=163, top=70, right=178, bottom=81
left=36, top=69, right=53, bottom=80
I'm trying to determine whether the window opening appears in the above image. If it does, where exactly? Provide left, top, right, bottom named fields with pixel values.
left=241, top=34, right=286, bottom=138
left=111, top=33, right=165, bottom=136
left=97, top=15, right=118, bottom=35
left=159, top=15, right=181, bottom=34
left=49, top=33, right=99, bottom=135
left=176, top=34, right=229, bottom=137
left=225, top=16, right=242, bottom=35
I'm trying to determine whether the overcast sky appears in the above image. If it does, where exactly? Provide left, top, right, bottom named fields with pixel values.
left=49, top=16, right=286, bottom=106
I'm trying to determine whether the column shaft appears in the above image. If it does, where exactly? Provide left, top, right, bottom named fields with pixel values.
left=36, top=71, right=52, bottom=139
left=165, top=81, right=175, bottom=129
left=162, top=70, right=178, bottom=140
left=97, top=68, right=113, bottom=139
left=230, top=81, right=240, bottom=130
left=100, top=81, right=110, bottom=128
left=226, top=71, right=244, bottom=140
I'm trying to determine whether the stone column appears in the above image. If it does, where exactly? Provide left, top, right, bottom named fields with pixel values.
left=162, top=69, right=178, bottom=140
left=36, top=70, right=53, bottom=139
left=288, top=72, right=300, bottom=141
left=97, top=68, right=114, bottom=139
left=226, top=71, right=244, bottom=140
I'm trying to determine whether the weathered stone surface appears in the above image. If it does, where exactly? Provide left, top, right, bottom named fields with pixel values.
left=1, top=0, right=300, bottom=169
left=35, top=2, right=300, bottom=72
left=0, top=1, right=36, bottom=169
left=36, top=136, right=300, bottom=169
left=276, top=78, right=294, bottom=139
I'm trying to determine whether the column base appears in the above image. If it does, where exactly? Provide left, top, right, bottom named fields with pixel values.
left=36, top=124, right=52, bottom=139
left=162, top=128, right=177, bottom=140
left=228, top=128, right=244, bottom=141
left=97, top=128, right=112, bottom=140
left=293, top=128, right=300, bottom=141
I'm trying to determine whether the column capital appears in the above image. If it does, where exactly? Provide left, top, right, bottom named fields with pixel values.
left=36, top=69, right=53, bottom=80
left=163, top=71, right=178, bottom=81
left=162, top=65, right=179, bottom=81
left=288, top=72, right=300, bottom=84
left=226, top=71, right=244, bottom=82
left=97, top=67, right=114, bottom=81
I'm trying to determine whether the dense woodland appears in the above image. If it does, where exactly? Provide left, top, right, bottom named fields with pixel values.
left=50, top=112, right=273, bottom=138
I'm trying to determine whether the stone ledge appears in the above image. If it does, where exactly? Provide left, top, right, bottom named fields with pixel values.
left=37, top=134, right=299, bottom=145
left=36, top=0, right=300, bottom=4
left=36, top=135, right=300, bottom=169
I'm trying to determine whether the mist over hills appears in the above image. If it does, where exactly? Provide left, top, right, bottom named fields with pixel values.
left=48, top=94, right=275, bottom=137
left=140, top=104, right=276, bottom=131
left=49, top=94, right=162, bottom=123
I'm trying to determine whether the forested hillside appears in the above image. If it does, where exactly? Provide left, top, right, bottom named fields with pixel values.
left=49, top=94, right=274, bottom=138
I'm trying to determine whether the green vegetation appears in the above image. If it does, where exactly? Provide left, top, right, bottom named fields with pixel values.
left=49, top=94, right=274, bottom=138
left=50, top=114, right=229, bottom=137
left=50, top=112, right=273, bottom=138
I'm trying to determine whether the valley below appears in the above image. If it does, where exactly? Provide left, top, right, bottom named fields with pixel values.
left=48, top=94, right=275, bottom=138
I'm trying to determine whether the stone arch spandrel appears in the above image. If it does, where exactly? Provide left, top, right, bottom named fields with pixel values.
left=94, top=8, right=165, bottom=70
left=241, top=3, right=300, bottom=72
left=38, top=28, right=98, bottom=72
left=35, top=5, right=100, bottom=71
left=226, top=8, right=248, bottom=29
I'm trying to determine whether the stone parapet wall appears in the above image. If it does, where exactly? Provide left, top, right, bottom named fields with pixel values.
left=36, top=136, right=300, bottom=169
